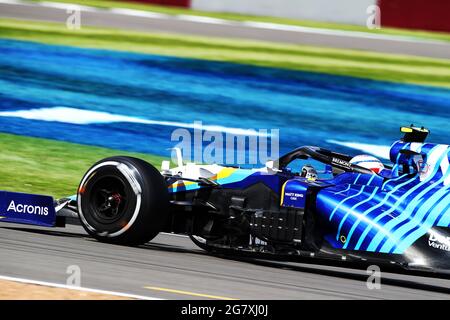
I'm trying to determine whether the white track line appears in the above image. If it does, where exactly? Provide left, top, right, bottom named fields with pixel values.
left=38, top=1, right=96, bottom=11
left=1, top=0, right=447, bottom=45
left=0, top=274, right=163, bottom=300
left=0, top=106, right=270, bottom=137
left=240, top=21, right=441, bottom=43
left=0, top=0, right=24, bottom=4
left=175, top=14, right=235, bottom=26
left=109, top=7, right=169, bottom=19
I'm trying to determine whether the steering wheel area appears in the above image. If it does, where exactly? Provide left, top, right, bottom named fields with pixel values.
left=276, top=146, right=374, bottom=175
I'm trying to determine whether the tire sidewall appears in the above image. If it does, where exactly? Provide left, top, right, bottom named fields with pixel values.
left=78, top=157, right=168, bottom=245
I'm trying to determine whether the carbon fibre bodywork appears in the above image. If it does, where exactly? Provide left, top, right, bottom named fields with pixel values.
left=311, top=140, right=450, bottom=272
left=2, top=126, right=449, bottom=276
left=163, top=130, right=450, bottom=275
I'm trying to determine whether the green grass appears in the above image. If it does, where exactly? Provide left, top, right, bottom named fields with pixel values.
left=1, top=18, right=449, bottom=197
left=0, top=133, right=165, bottom=198
left=2, top=18, right=450, bottom=88
left=28, top=0, right=450, bottom=43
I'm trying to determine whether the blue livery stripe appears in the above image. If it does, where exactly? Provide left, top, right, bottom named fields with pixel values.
left=366, top=147, right=450, bottom=252
left=382, top=165, right=450, bottom=253
left=353, top=143, right=440, bottom=250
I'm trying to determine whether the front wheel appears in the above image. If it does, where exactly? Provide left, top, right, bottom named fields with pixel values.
left=77, top=156, right=169, bottom=245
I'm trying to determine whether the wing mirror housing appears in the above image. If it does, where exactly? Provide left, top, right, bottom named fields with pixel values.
left=161, top=160, right=171, bottom=173
left=265, top=160, right=280, bottom=172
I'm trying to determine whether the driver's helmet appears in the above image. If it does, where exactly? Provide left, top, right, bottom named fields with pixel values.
left=349, top=155, right=385, bottom=174
left=301, top=164, right=318, bottom=181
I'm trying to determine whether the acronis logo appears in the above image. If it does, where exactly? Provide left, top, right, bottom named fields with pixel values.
left=7, top=200, right=49, bottom=216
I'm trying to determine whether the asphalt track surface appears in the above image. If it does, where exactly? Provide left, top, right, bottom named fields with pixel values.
left=0, top=222, right=449, bottom=300
left=1, top=1, right=450, bottom=59
left=1, top=2, right=450, bottom=301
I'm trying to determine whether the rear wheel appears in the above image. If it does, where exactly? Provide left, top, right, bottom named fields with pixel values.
left=77, top=156, right=168, bottom=245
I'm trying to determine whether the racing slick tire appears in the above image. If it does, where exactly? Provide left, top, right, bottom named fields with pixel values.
left=77, top=156, right=169, bottom=245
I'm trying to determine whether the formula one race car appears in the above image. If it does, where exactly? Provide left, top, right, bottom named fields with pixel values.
left=1, top=126, right=450, bottom=276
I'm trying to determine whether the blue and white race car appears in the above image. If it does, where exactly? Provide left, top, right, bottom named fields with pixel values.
left=1, top=126, right=449, bottom=276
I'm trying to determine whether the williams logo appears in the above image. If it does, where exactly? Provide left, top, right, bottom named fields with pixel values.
left=7, top=200, right=49, bottom=216
left=428, top=233, right=450, bottom=252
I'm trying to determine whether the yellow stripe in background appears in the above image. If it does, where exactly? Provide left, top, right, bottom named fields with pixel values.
left=144, top=286, right=238, bottom=300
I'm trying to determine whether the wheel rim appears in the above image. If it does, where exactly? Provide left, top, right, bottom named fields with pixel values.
left=89, top=175, right=128, bottom=224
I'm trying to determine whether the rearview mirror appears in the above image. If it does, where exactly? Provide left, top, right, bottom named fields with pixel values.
left=266, top=160, right=280, bottom=171
left=265, top=160, right=275, bottom=169
left=161, top=160, right=170, bottom=172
